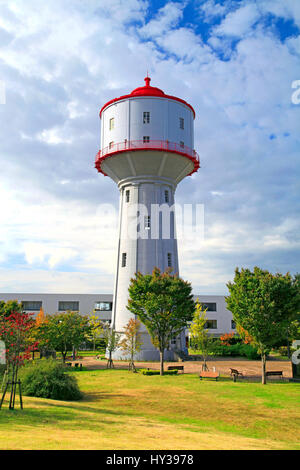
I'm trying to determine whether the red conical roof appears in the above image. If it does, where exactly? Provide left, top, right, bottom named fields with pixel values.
left=130, top=76, right=165, bottom=97
left=99, top=76, right=195, bottom=118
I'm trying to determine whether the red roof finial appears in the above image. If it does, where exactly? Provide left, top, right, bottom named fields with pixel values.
left=144, top=74, right=151, bottom=87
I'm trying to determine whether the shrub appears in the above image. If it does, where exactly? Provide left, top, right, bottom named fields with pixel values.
left=19, top=359, right=82, bottom=401
left=277, top=346, right=289, bottom=357
left=209, top=342, right=260, bottom=359
left=139, top=369, right=178, bottom=376
left=220, top=333, right=241, bottom=346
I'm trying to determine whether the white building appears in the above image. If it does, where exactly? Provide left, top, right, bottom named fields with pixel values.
left=95, top=76, right=200, bottom=360
left=0, top=293, right=236, bottom=338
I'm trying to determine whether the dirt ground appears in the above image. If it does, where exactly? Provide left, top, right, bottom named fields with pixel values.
left=71, top=356, right=293, bottom=379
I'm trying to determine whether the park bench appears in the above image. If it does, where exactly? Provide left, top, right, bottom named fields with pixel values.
left=266, top=371, right=283, bottom=379
left=230, top=368, right=244, bottom=378
left=199, top=371, right=219, bottom=381
left=74, top=363, right=83, bottom=370
left=167, top=366, right=184, bottom=373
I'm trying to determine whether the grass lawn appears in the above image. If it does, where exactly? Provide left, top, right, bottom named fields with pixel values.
left=0, top=369, right=299, bottom=450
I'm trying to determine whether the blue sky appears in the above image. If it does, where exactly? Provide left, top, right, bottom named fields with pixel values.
left=0, top=0, right=299, bottom=295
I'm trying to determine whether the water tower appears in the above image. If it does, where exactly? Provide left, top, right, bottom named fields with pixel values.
left=95, top=76, right=199, bottom=360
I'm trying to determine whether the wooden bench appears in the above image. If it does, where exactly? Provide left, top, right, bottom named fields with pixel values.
left=266, top=371, right=283, bottom=378
left=199, top=371, right=219, bottom=381
left=230, top=368, right=244, bottom=378
left=167, top=366, right=184, bottom=373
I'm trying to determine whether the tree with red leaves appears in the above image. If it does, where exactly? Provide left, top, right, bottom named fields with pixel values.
left=0, top=304, right=38, bottom=410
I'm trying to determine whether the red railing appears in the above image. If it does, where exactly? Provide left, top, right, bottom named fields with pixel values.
left=95, top=139, right=200, bottom=176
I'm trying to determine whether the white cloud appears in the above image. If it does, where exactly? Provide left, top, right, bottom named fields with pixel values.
left=139, top=2, right=184, bottom=38
left=259, top=0, right=300, bottom=28
left=198, top=0, right=232, bottom=22
left=213, top=3, right=260, bottom=37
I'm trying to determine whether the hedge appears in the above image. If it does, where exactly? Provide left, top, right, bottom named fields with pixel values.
left=139, top=369, right=178, bottom=375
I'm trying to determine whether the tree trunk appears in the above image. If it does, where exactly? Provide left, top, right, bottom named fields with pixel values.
left=107, top=350, right=113, bottom=369
left=160, top=350, right=164, bottom=376
left=261, top=353, right=266, bottom=385
left=62, top=352, right=66, bottom=363
left=72, top=346, right=76, bottom=360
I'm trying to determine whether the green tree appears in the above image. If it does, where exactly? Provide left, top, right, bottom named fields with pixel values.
left=226, top=267, right=300, bottom=384
left=189, top=301, right=213, bottom=371
left=35, top=311, right=91, bottom=363
left=127, top=268, right=195, bottom=375
left=119, top=318, right=143, bottom=372
left=102, top=323, right=121, bottom=369
left=87, top=313, right=104, bottom=351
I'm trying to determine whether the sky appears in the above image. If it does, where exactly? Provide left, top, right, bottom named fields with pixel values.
left=0, top=0, right=299, bottom=295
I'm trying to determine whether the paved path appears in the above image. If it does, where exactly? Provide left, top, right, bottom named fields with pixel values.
left=72, top=356, right=292, bottom=378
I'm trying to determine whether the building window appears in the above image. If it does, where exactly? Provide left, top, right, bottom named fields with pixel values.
left=201, top=302, right=217, bottom=312
left=164, top=190, right=169, bottom=203
left=180, top=141, right=184, bottom=148
left=22, top=301, right=42, bottom=311
left=125, top=190, right=130, bottom=203
left=109, top=117, right=114, bottom=130
left=205, top=320, right=217, bottom=329
left=143, top=112, right=150, bottom=124
left=94, top=302, right=112, bottom=311
left=58, top=301, right=79, bottom=311
left=143, top=136, right=150, bottom=143
left=109, top=141, right=114, bottom=149
left=167, top=253, right=172, bottom=267
left=231, top=320, right=236, bottom=329
left=122, top=253, right=127, bottom=267
left=144, top=215, right=151, bottom=229
left=179, top=117, right=184, bottom=129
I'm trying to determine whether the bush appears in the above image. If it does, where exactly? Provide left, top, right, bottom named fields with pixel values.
left=208, top=342, right=260, bottom=359
left=277, top=346, right=289, bottom=357
left=139, top=369, right=178, bottom=376
left=19, top=359, right=82, bottom=401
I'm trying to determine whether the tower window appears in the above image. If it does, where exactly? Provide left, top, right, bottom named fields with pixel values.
left=143, top=112, right=150, bottom=124
left=109, top=141, right=114, bottom=149
left=125, top=190, right=130, bottom=203
left=143, top=136, right=150, bottom=143
left=164, top=190, right=169, bottom=203
left=180, top=141, right=184, bottom=148
left=109, top=117, right=114, bottom=130
left=179, top=117, right=184, bottom=129
left=144, top=215, right=151, bottom=229
left=121, top=253, right=127, bottom=267
left=167, top=253, right=172, bottom=267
